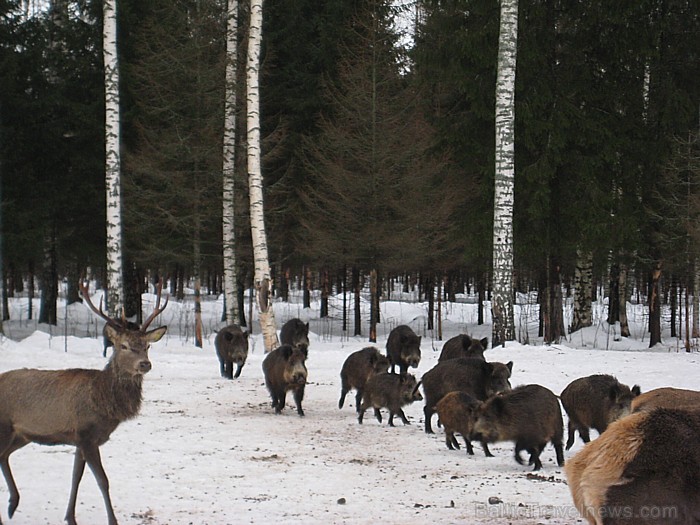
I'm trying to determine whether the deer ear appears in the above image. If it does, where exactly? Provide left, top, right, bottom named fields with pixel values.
left=104, top=324, right=120, bottom=343
left=146, top=326, right=167, bottom=342
left=480, top=337, right=489, bottom=349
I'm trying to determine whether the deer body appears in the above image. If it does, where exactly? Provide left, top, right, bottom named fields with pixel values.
left=0, top=282, right=167, bottom=525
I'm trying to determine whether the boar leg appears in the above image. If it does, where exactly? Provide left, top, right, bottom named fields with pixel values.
left=396, top=409, right=410, bottom=426
left=233, top=362, right=244, bottom=379
left=424, top=406, right=435, bottom=434
left=354, top=390, right=363, bottom=413
left=373, top=408, right=383, bottom=423
left=462, top=437, right=475, bottom=455
left=481, top=441, right=493, bottom=457
left=293, top=387, right=305, bottom=417
left=445, top=430, right=457, bottom=450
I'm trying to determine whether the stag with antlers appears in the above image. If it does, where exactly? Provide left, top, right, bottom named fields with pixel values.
left=0, top=279, right=168, bottom=525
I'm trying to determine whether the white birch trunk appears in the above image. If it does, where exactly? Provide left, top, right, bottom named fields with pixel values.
left=247, top=0, right=278, bottom=351
left=491, top=0, right=518, bottom=347
left=103, top=0, right=124, bottom=317
left=222, top=0, right=240, bottom=326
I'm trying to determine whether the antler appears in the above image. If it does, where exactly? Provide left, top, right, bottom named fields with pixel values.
left=79, top=279, right=121, bottom=328
left=141, top=278, right=169, bottom=330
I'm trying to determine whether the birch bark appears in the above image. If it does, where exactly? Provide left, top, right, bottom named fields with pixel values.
left=222, top=0, right=240, bottom=326
left=247, top=0, right=278, bottom=351
left=491, top=0, right=518, bottom=347
left=103, top=0, right=124, bottom=317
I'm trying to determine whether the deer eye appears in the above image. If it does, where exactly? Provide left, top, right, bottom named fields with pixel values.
left=120, top=343, right=129, bottom=351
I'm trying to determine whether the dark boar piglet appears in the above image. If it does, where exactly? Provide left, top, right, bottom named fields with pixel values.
left=421, top=357, right=513, bottom=434
left=358, top=372, right=423, bottom=426
left=280, top=318, right=310, bottom=356
left=385, top=325, right=421, bottom=375
left=262, top=344, right=308, bottom=416
left=435, top=391, right=490, bottom=456
left=473, top=384, right=565, bottom=471
left=631, top=386, right=700, bottom=412
left=339, top=346, right=391, bottom=411
left=560, top=374, right=641, bottom=449
left=438, top=334, right=489, bottom=362
left=215, top=324, right=249, bottom=379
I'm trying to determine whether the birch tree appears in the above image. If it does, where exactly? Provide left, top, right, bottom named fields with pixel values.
left=103, top=0, right=124, bottom=317
left=247, top=0, right=278, bottom=351
left=491, top=0, right=518, bottom=347
left=222, top=0, right=240, bottom=326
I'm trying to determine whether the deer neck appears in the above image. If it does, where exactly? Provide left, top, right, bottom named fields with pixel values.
left=92, top=362, right=144, bottom=422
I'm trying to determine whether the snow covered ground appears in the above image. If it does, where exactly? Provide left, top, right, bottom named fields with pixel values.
left=0, top=288, right=698, bottom=524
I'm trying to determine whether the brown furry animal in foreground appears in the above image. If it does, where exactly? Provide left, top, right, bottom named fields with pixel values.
left=565, top=407, right=700, bottom=524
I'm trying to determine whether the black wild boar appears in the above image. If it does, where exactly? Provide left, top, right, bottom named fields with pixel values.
left=566, top=408, right=700, bottom=524
left=421, top=357, right=513, bottom=434
left=435, top=391, right=490, bottom=456
left=262, top=344, right=308, bottom=416
left=385, top=325, right=421, bottom=375
left=280, top=318, right=310, bottom=356
left=473, top=384, right=565, bottom=470
left=215, top=324, right=249, bottom=379
left=338, top=346, right=391, bottom=411
left=560, top=374, right=641, bottom=449
left=438, top=334, right=489, bottom=362
left=358, top=372, right=423, bottom=426
left=631, top=386, right=700, bottom=412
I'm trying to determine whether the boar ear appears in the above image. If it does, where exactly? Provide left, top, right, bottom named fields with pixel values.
left=480, top=337, right=489, bottom=349
left=506, top=361, right=513, bottom=373
left=461, top=335, right=472, bottom=350
left=631, top=385, right=641, bottom=397
left=305, top=322, right=309, bottom=332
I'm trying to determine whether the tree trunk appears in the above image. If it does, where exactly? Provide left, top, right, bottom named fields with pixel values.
left=247, top=0, right=278, bottom=352
left=436, top=275, right=443, bottom=341
left=28, top=260, right=34, bottom=321
left=303, top=266, right=311, bottom=309
left=570, top=249, right=593, bottom=332
left=427, top=274, right=434, bottom=331
left=222, top=0, right=240, bottom=327
left=607, top=264, right=620, bottom=326
left=648, top=262, right=662, bottom=347
left=693, top=258, right=699, bottom=338
left=618, top=263, right=630, bottom=337
left=544, top=256, right=564, bottom=344
left=39, top=227, right=58, bottom=325
left=670, top=275, right=677, bottom=338
left=320, top=269, right=329, bottom=318
left=491, top=0, right=518, bottom=347
left=369, top=269, right=378, bottom=343
left=103, top=0, right=124, bottom=318
left=477, top=273, right=485, bottom=326
left=353, top=266, right=361, bottom=337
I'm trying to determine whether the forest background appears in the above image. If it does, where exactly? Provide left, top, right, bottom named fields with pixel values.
left=0, top=0, right=699, bottom=348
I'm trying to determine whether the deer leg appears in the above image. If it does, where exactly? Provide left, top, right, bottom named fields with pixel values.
left=80, top=444, right=118, bottom=525
left=64, top=448, right=86, bottom=525
left=0, top=434, right=28, bottom=519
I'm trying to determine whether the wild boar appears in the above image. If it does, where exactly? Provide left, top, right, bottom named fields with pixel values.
left=358, top=372, right=423, bottom=426
left=385, top=325, right=421, bottom=375
left=338, top=346, right=391, bottom=411
left=421, top=357, right=513, bottom=434
left=262, top=344, right=308, bottom=416
left=473, top=384, right=565, bottom=470
left=435, top=391, right=490, bottom=456
left=438, top=334, right=489, bottom=362
left=560, top=374, right=641, bottom=449
left=566, top=407, right=700, bottom=524
left=279, top=318, right=310, bottom=356
left=214, top=324, right=249, bottom=379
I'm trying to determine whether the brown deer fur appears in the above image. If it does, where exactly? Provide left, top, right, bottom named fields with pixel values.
left=0, top=282, right=167, bottom=525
